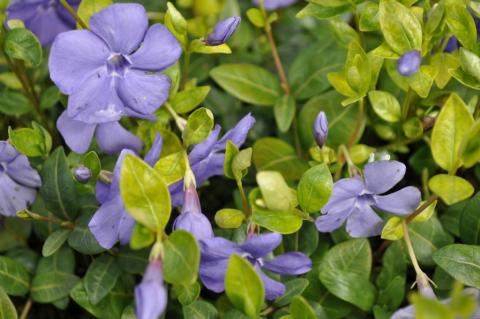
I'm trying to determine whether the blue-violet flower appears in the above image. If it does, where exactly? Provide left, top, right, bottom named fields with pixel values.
left=397, top=50, right=421, bottom=76
left=135, top=259, right=168, bottom=319
left=314, top=111, right=328, bottom=148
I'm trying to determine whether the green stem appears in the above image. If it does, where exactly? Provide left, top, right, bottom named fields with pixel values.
left=236, top=179, right=251, bottom=218
left=164, top=102, right=186, bottom=132
left=59, top=0, right=88, bottom=29
left=347, top=98, right=365, bottom=148
left=19, top=298, right=32, bottom=319
left=17, top=210, right=75, bottom=229
left=402, top=88, right=414, bottom=120
left=180, top=48, right=191, bottom=89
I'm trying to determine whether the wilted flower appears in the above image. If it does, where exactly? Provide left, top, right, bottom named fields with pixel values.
left=135, top=259, right=168, bottom=319
left=315, top=160, right=421, bottom=238
left=206, top=16, right=241, bottom=46
left=397, top=50, right=421, bottom=76
left=0, top=141, right=41, bottom=217
left=7, top=0, right=80, bottom=45
left=199, top=232, right=311, bottom=300
left=173, top=183, right=214, bottom=241
left=88, top=134, right=162, bottom=249
left=74, top=165, right=91, bottom=183
left=314, top=111, right=328, bottom=148
left=252, top=0, right=297, bottom=10
left=170, top=113, right=255, bottom=207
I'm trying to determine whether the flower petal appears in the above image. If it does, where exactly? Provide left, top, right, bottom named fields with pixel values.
left=214, top=113, right=255, bottom=151
left=89, top=3, right=148, bottom=54
left=257, top=268, right=286, bottom=300
left=262, top=252, right=312, bottom=275
left=199, top=257, right=229, bottom=293
left=374, top=186, right=421, bottom=215
left=240, top=233, right=282, bottom=258
left=96, top=122, right=142, bottom=155
left=88, top=195, right=124, bottom=249
left=315, top=203, right=353, bottom=233
left=49, top=30, right=109, bottom=94
left=117, top=70, right=170, bottom=116
left=95, top=181, right=111, bottom=204
left=322, top=177, right=364, bottom=213
left=0, top=173, right=37, bottom=217
left=200, top=237, right=241, bottom=260
left=346, top=203, right=384, bottom=238
left=135, top=281, right=167, bottom=319
left=110, top=149, right=136, bottom=193
left=56, top=111, right=97, bottom=154
left=173, top=211, right=214, bottom=242
left=118, top=212, right=135, bottom=245
left=6, top=155, right=41, bottom=188
left=189, top=125, right=221, bottom=166
left=144, top=133, right=163, bottom=167
left=364, top=160, right=406, bottom=194
left=0, top=141, right=18, bottom=163
left=192, top=153, right=225, bottom=186
left=129, top=24, right=182, bottom=72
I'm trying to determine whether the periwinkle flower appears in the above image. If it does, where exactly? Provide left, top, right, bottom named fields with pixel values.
left=199, top=232, right=312, bottom=300
left=206, top=16, right=241, bottom=46
left=88, top=134, right=163, bottom=249
left=315, top=160, right=421, bottom=238
left=314, top=111, right=328, bottom=148
left=252, top=0, right=297, bottom=10
left=135, top=259, right=168, bottom=319
left=443, top=36, right=459, bottom=53
left=7, top=0, right=80, bottom=45
left=74, top=165, right=91, bottom=183
left=170, top=113, right=255, bottom=207
left=173, top=183, right=214, bottom=241
left=0, top=141, right=42, bottom=217
left=397, top=50, right=421, bottom=76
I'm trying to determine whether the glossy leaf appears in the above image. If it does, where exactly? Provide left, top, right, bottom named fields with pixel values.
left=0, top=256, right=30, bottom=296
left=84, top=255, right=121, bottom=305
left=297, top=164, right=333, bottom=213
left=163, top=230, right=200, bottom=285
left=429, top=174, right=474, bottom=205
left=433, top=244, right=480, bottom=289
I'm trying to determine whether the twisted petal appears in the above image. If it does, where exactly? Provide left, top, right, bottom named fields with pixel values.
left=0, top=141, right=18, bottom=163
left=315, top=204, right=353, bottom=233
left=117, top=70, right=170, bottom=116
left=88, top=195, right=125, bottom=249
left=257, top=268, right=286, bottom=300
left=57, top=111, right=96, bottom=154
left=363, top=160, right=406, bottom=194
left=189, top=125, right=221, bottom=166
left=346, top=203, right=383, bottom=238
left=240, top=233, right=282, bottom=259
left=96, top=122, right=142, bottom=155
left=6, top=155, right=41, bottom=188
left=374, top=186, right=421, bottom=215
left=262, top=252, right=312, bottom=275
left=172, top=211, right=214, bottom=242
left=49, top=30, right=109, bottom=94
left=90, top=3, right=148, bottom=54
left=144, top=133, right=163, bottom=167
left=129, top=24, right=182, bottom=72
left=0, top=174, right=37, bottom=217
left=192, top=153, right=225, bottom=186
left=215, top=113, right=255, bottom=151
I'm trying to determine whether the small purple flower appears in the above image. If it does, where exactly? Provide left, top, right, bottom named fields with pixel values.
left=7, top=0, right=80, bottom=45
left=252, top=0, right=297, bottom=10
left=0, top=141, right=41, bottom=217
left=443, top=36, right=459, bottom=53
left=315, top=160, right=421, bottom=238
left=173, top=184, right=214, bottom=241
left=170, top=113, right=255, bottom=207
left=74, top=165, right=91, bottom=183
left=135, top=259, right=168, bottom=319
left=199, top=232, right=312, bottom=300
left=206, top=16, right=241, bottom=46
left=88, top=134, right=163, bottom=249
left=314, top=111, right=328, bottom=148
left=397, top=50, right=421, bottom=76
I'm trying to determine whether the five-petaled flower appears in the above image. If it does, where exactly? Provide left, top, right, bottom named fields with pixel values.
left=135, top=259, right=168, bottom=319
left=315, top=160, right=421, bottom=238
left=206, top=16, right=241, bottom=46
left=199, top=232, right=312, bottom=300
left=49, top=3, right=181, bottom=154
left=7, top=0, right=80, bottom=45
left=0, top=141, right=42, bottom=217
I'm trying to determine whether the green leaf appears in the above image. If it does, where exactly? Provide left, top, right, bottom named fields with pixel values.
left=215, top=208, right=245, bottom=229
left=129, top=223, right=155, bottom=250
left=81, top=151, right=101, bottom=178
left=0, top=289, right=17, bottom=319
left=163, top=230, right=200, bottom=285
left=411, top=293, right=454, bottom=319
left=431, top=93, right=474, bottom=172
left=8, top=127, right=43, bottom=158
left=433, top=244, right=480, bottom=289
left=210, top=64, right=282, bottom=106
left=359, top=2, right=380, bottom=32
left=253, top=137, right=308, bottom=181
left=459, top=192, right=480, bottom=245
left=120, top=155, right=171, bottom=232
left=290, top=296, right=317, bottom=319
left=40, top=147, right=78, bottom=220
left=224, top=140, right=240, bottom=180
left=402, top=117, right=423, bottom=139
left=232, top=148, right=253, bottom=181
left=182, top=300, right=218, bottom=319
left=429, top=174, right=474, bottom=205
left=460, top=120, right=480, bottom=168
left=445, top=2, right=477, bottom=51
left=84, top=255, right=121, bottom=305
left=225, top=255, right=264, bottom=319
left=77, top=0, right=112, bottom=25
left=297, top=164, right=333, bottom=213
left=190, top=40, right=232, bottom=54
left=274, top=95, right=296, bottom=133
left=40, top=86, right=61, bottom=110
left=256, top=171, right=297, bottom=211
left=368, top=90, right=401, bottom=123
left=4, top=28, right=42, bottom=67
left=42, top=229, right=71, bottom=257
left=183, top=107, right=214, bottom=146
left=0, top=256, right=30, bottom=296
left=381, top=217, right=404, bottom=240
left=153, top=151, right=186, bottom=185
left=117, top=246, right=148, bottom=275
left=0, top=91, right=31, bottom=116
left=459, top=48, right=480, bottom=82
left=171, top=86, right=210, bottom=114
left=165, top=2, right=188, bottom=47
left=31, top=272, right=79, bottom=303
left=246, top=8, right=265, bottom=27
left=297, top=3, right=350, bottom=20
left=173, top=282, right=200, bottom=305
left=68, top=212, right=105, bottom=255
left=274, top=279, right=309, bottom=307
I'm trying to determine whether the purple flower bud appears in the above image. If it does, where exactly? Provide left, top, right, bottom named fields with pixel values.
left=397, top=50, right=421, bottom=76
left=313, top=111, right=328, bottom=148
left=135, top=260, right=167, bottom=319
left=74, top=165, right=92, bottom=183
left=206, top=16, right=241, bottom=46
left=443, top=36, right=459, bottom=53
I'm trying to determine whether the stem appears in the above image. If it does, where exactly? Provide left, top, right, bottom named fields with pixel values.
left=347, top=98, right=365, bottom=148
left=264, top=23, right=290, bottom=94
left=405, top=195, right=438, bottom=224
left=236, top=180, right=251, bottom=218
left=17, top=210, right=75, bottom=229
left=180, top=48, right=191, bottom=89
left=59, top=0, right=88, bottom=29
left=164, top=102, right=186, bottom=132
left=402, top=88, right=414, bottom=120
left=19, top=298, right=32, bottom=319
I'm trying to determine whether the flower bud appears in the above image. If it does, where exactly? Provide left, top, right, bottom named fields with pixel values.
left=397, top=50, right=421, bottom=76
left=74, top=165, right=92, bottom=183
left=135, top=259, right=167, bottom=319
left=313, top=111, right=328, bottom=148
left=206, top=16, right=241, bottom=46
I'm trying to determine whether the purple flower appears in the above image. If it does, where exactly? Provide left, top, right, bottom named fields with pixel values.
left=173, top=184, right=214, bottom=241
left=443, top=36, right=459, bottom=53
left=74, top=165, right=91, bottom=183
left=314, top=111, right=328, bottom=148
left=170, top=113, right=256, bottom=207
left=252, top=0, right=297, bottom=10
left=135, top=259, right=168, bottom=319
left=199, top=233, right=312, bottom=300
left=88, top=134, right=163, bottom=249
left=0, top=141, right=41, bottom=217
left=315, top=160, right=421, bottom=238
left=206, top=16, right=241, bottom=46
left=7, top=0, right=80, bottom=45
left=397, top=50, right=421, bottom=76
